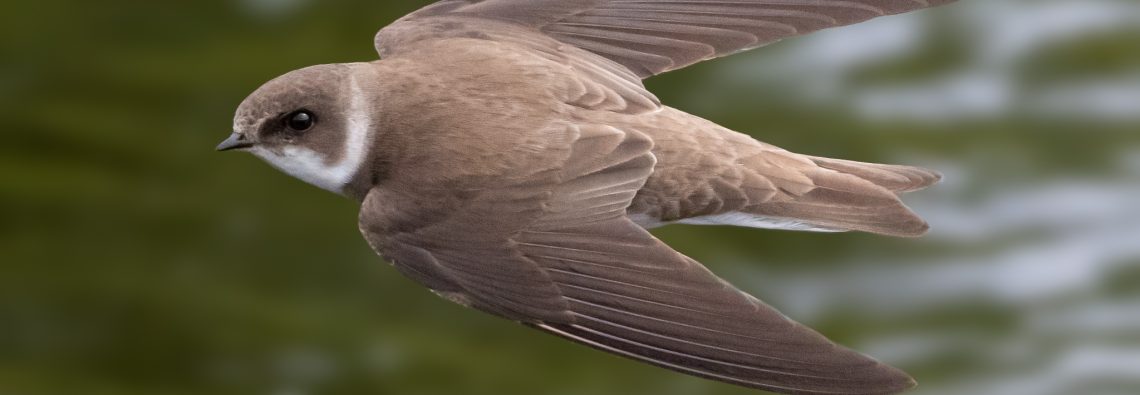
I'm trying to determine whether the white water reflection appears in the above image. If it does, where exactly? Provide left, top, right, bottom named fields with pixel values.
left=699, top=1, right=1140, bottom=393
left=240, top=0, right=308, bottom=19
left=755, top=160, right=1139, bottom=311
left=740, top=163, right=1140, bottom=394
left=1033, top=76, right=1140, bottom=121
left=924, top=345, right=1140, bottom=395
left=710, top=0, right=1140, bottom=122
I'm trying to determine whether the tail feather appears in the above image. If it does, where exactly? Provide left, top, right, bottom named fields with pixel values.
left=630, top=107, right=942, bottom=237
left=807, top=156, right=942, bottom=194
left=749, top=165, right=933, bottom=238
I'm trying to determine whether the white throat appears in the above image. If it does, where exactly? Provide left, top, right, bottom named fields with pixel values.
left=253, top=73, right=372, bottom=195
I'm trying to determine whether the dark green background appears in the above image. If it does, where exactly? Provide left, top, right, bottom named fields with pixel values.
left=3, top=1, right=1139, bottom=394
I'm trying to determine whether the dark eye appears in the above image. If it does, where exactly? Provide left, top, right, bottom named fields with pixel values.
left=285, top=110, right=315, bottom=131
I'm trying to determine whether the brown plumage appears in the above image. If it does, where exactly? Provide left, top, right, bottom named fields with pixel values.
left=219, top=1, right=956, bottom=394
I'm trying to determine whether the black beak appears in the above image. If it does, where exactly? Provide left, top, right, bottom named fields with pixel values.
left=216, top=133, right=253, bottom=152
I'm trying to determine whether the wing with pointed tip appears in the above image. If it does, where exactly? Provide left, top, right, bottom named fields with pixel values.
left=358, top=122, right=915, bottom=394
left=379, top=0, right=957, bottom=78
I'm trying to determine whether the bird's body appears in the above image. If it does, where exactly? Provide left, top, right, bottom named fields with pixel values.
left=220, top=1, right=956, bottom=394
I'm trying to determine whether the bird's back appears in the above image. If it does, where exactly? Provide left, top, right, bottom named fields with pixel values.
left=375, top=37, right=939, bottom=237
left=613, top=107, right=941, bottom=236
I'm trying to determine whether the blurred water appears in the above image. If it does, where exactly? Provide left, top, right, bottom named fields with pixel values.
left=2, top=0, right=1138, bottom=394
left=689, top=1, right=1140, bottom=394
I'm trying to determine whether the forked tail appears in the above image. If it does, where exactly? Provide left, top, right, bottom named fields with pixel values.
left=743, top=155, right=942, bottom=237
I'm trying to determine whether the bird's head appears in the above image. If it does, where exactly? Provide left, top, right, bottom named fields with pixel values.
left=219, top=63, right=376, bottom=196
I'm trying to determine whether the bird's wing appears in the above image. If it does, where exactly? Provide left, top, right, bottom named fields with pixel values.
left=377, top=0, right=957, bottom=78
left=358, top=122, right=914, bottom=394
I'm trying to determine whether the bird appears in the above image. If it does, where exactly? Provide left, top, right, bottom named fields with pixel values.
left=217, top=1, right=956, bottom=394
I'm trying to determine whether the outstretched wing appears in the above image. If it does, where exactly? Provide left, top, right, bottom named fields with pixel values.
left=378, top=0, right=957, bottom=78
left=358, top=123, right=914, bottom=394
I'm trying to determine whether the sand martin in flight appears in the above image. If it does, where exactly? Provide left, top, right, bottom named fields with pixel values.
left=219, top=1, right=956, bottom=393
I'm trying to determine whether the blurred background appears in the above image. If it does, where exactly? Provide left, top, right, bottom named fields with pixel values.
left=2, top=0, right=1138, bottom=394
